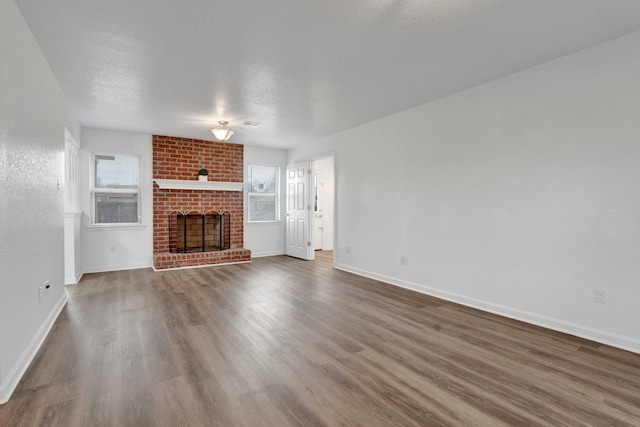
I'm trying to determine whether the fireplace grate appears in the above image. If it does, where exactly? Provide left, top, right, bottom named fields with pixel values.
left=169, top=212, right=230, bottom=253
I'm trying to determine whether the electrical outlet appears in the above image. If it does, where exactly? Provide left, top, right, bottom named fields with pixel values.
left=400, top=256, right=408, bottom=265
left=345, top=246, right=351, bottom=254
left=594, top=288, right=607, bottom=304
left=110, top=245, right=116, bottom=253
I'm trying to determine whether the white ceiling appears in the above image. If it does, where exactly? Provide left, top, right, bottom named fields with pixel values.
left=15, top=0, right=640, bottom=149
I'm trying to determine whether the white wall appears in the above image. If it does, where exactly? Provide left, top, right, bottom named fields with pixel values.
left=289, top=31, right=640, bottom=353
left=80, top=128, right=153, bottom=273
left=244, top=146, right=287, bottom=257
left=0, top=0, right=80, bottom=403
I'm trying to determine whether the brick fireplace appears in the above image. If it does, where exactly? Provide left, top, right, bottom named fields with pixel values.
left=153, top=135, right=251, bottom=270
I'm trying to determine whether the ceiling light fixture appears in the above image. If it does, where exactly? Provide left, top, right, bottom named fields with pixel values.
left=210, top=121, right=234, bottom=141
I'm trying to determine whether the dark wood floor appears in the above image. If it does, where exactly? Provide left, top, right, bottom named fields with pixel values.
left=2, top=251, right=640, bottom=426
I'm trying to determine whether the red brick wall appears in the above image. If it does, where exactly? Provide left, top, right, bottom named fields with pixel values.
left=153, top=135, right=243, bottom=181
left=152, top=135, right=250, bottom=269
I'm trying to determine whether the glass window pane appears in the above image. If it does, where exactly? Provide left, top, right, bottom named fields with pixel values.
left=249, top=165, right=276, bottom=193
left=249, top=194, right=276, bottom=221
left=95, top=192, right=138, bottom=223
left=95, top=155, right=139, bottom=189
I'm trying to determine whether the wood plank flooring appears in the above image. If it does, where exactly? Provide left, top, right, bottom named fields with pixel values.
left=2, top=251, right=640, bottom=426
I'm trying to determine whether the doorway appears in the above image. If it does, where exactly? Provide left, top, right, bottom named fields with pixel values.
left=284, top=154, right=335, bottom=263
left=312, top=156, right=334, bottom=252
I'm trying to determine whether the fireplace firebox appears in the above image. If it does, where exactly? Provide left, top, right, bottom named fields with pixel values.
left=169, top=212, right=230, bottom=253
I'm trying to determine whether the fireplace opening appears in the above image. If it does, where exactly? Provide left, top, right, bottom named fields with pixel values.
left=169, top=212, right=231, bottom=253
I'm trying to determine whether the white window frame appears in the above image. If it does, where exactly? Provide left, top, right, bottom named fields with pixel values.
left=91, top=152, right=142, bottom=226
left=247, top=163, right=280, bottom=223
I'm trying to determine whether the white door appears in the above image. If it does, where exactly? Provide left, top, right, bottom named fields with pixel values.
left=286, top=162, right=314, bottom=260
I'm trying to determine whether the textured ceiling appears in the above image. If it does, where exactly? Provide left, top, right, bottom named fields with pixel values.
left=15, top=0, right=640, bottom=149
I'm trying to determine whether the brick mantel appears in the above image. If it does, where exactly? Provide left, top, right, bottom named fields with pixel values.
left=152, top=135, right=250, bottom=270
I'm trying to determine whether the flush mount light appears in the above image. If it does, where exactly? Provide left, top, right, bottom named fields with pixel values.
left=210, top=121, right=234, bottom=141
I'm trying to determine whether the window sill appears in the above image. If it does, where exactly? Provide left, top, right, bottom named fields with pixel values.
left=246, top=221, right=282, bottom=225
left=86, top=224, right=147, bottom=232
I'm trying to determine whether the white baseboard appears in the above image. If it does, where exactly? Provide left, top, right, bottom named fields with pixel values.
left=83, top=262, right=151, bottom=274
left=64, top=272, right=83, bottom=285
left=250, top=250, right=285, bottom=258
left=0, top=292, right=68, bottom=404
left=335, top=263, right=640, bottom=355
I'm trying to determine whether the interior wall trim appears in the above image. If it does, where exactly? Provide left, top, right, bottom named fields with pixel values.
left=250, top=250, right=286, bottom=258
left=82, top=262, right=152, bottom=275
left=0, top=293, right=68, bottom=404
left=335, top=263, right=640, bottom=356
left=64, top=272, right=83, bottom=285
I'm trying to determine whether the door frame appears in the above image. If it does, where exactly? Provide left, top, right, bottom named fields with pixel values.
left=310, top=153, right=336, bottom=263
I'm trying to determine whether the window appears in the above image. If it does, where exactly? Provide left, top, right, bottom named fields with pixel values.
left=92, top=154, right=141, bottom=224
left=248, top=164, right=279, bottom=222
